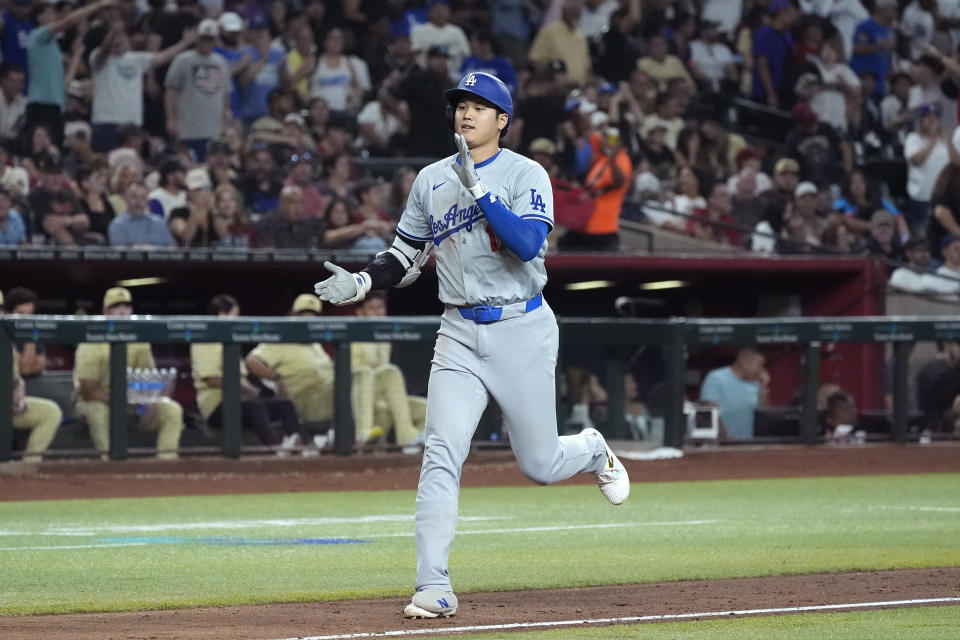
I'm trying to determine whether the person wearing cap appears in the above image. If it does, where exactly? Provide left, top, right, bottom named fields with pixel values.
left=1, top=288, right=61, bottom=463
left=24, top=0, right=114, bottom=149
left=528, top=1, right=590, bottom=86
left=849, top=0, right=897, bottom=97
left=73, top=288, right=183, bottom=460
left=750, top=0, right=797, bottom=108
left=89, top=21, right=197, bottom=153
left=147, top=158, right=187, bottom=221
left=164, top=19, right=231, bottom=162
left=191, top=294, right=307, bottom=453
left=935, top=233, right=960, bottom=280
left=108, top=181, right=176, bottom=248
left=350, top=291, right=426, bottom=450
left=0, top=184, right=26, bottom=246
left=213, top=11, right=247, bottom=118
left=904, top=102, right=949, bottom=230
left=245, top=295, right=338, bottom=436
left=27, top=153, right=88, bottom=246
left=784, top=101, right=850, bottom=189
left=638, top=32, right=695, bottom=94
left=166, top=167, right=217, bottom=246
left=411, top=0, right=470, bottom=82
left=749, top=157, right=801, bottom=253
left=459, top=31, right=518, bottom=94
left=890, top=236, right=960, bottom=299
left=237, top=13, right=285, bottom=123
left=727, top=147, right=772, bottom=199
left=864, top=208, right=906, bottom=263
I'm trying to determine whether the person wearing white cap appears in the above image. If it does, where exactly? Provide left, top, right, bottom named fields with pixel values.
left=90, top=21, right=197, bottom=152
left=214, top=11, right=246, bottom=118
left=167, top=167, right=218, bottom=247
left=164, top=18, right=231, bottom=162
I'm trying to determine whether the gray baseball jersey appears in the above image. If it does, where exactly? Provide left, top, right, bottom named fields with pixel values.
left=396, top=149, right=554, bottom=307
left=403, top=147, right=609, bottom=596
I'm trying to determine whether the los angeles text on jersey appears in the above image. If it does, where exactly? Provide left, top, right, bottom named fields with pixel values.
left=430, top=201, right=486, bottom=244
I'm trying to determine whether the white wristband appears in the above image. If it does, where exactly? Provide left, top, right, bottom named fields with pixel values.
left=467, top=181, right=488, bottom=201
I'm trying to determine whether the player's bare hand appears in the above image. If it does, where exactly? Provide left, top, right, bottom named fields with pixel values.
left=452, top=133, right=486, bottom=199
left=314, top=261, right=370, bottom=306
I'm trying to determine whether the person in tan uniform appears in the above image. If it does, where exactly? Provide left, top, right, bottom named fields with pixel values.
left=352, top=291, right=426, bottom=449
left=191, top=294, right=304, bottom=451
left=2, top=290, right=61, bottom=462
left=73, top=287, right=183, bottom=460
left=245, top=294, right=336, bottom=429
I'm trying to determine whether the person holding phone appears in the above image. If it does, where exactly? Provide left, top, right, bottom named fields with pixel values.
left=558, top=126, right=633, bottom=251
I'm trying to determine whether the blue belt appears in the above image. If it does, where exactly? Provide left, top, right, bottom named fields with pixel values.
left=456, top=293, right=543, bottom=324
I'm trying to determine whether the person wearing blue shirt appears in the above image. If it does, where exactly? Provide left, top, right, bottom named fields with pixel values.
left=849, top=0, right=897, bottom=97
left=459, top=32, right=518, bottom=94
left=108, top=183, right=176, bottom=248
left=0, top=0, right=34, bottom=88
left=237, top=15, right=285, bottom=124
left=214, top=12, right=247, bottom=120
left=0, top=187, right=25, bottom=246
left=699, top=347, right=770, bottom=440
left=751, top=0, right=798, bottom=108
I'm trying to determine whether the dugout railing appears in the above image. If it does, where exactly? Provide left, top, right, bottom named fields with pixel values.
left=0, top=314, right=953, bottom=461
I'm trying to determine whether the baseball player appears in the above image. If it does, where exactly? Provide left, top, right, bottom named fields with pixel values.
left=73, top=287, right=184, bottom=460
left=2, top=289, right=62, bottom=463
left=315, top=71, right=630, bottom=618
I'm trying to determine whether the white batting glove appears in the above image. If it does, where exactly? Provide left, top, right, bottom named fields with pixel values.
left=314, top=261, right=371, bottom=306
left=452, top=133, right=488, bottom=200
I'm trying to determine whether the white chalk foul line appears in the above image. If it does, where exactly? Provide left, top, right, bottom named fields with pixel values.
left=0, top=542, right=148, bottom=551
left=367, top=520, right=717, bottom=538
left=266, top=597, right=960, bottom=640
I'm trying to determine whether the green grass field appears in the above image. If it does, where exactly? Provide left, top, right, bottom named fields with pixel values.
left=1, top=473, right=957, bottom=619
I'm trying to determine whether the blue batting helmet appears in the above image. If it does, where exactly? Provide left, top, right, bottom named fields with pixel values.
left=445, top=72, right=513, bottom=134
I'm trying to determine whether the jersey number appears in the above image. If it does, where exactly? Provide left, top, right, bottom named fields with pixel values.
left=485, top=225, right=502, bottom=252
left=529, top=189, right=546, bottom=213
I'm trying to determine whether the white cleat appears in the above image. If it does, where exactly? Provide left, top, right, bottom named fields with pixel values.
left=582, top=427, right=630, bottom=505
left=403, top=588, right=458, bottom=618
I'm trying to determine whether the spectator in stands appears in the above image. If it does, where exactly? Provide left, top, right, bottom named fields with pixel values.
left=834, top=168, right=908, bottom=239
left=90, top=22, right=196, bottom=153
left=0, top=142, right=28, bottom=200
left=25, top=0, right=111, bottom=149
left=1, top=289, right=60, bottom=463
left=308, top=26, right=369, bottom=116
left=282, top=20, right=317, bottom=103
left=164, top=19, right=231, bottom=162
left=351, top=291, right=426, bottom=449
left=459, top=31, right=517, bottom=94
left=147, top=158, right=187, bottom=221
left=4, top=286, right=44, bottom=378
left=248, top=87, right=296, bottom=147
left=209, top=183, right=249, bottom=248
left=662, top=165, right=704, bottom=232
left=528, top=1, right=590, bottom=87
left=751, top=157, right=800, bottom=254
left=253, top=184, right=323, bottom=249
left=685, top=181, right=740, bottom=246
left=864, top=209, right=906, bottom=263
left=75, top=164, right=114, bottom=243
left=108, top=182, right=176, bottom=248
left=411, top=0, right=470, bottom=82
left=689, top=18, right=738, bottom=94
left=237, top=14, right=284, bottom=124
left=320, top=153, right=356, bottom=204
left=284, top=151, right=324, bottom=219
left=638, top=32, right=695, bottom=94
left=29, top=154, right=89, bottom=246
left=776, top=206, right=821, bottom=255
left=727, top=147, right=771, bottom=198
left=751, top=0, right=799, bottom=109
left=908, top=54, right=957, bottom=135
left=849, top=0, right=897, bottom=97
left=597, top=7, right=642, bottom=84
left=491, top=0, right=533, bottom=69
left=0, top=186, right=25, bottom=246
left=388, top=166, right=417, bottom=219
left=0, top=63, right=26, bottom=143
left=936, top=234, right=960, bottom=281
left=393, top=45, right=456, bottom=158
left=212, top=11, right=246, bottom=119
left=822, top=390, right=858, bottom=442
left=644, top=91, right=684, bottom=150
left=191, top=293, right=305, bottom=452
left=356, top=85, right=409, bottom=155
left=820, top=218, right=858, bottom=253
left=795, top=39, right=860, bottom=134
left=74, top=287, right=183, bottom=460
left=514, top=68, right=567, bottom=154
left=915, top=340, right=960, bottom=432
left=0, top=1, right=34, bottom=86
left=168, top=168, right=215, bottom=247
left=558, top=126, right=631, bottom=251
left=245, top=294, right=336, bottom=431
left=202, top=139, right=237, bottom=190
left=880, top=72, right=913, bottom=145
left=62, top=121, right=95, bottom=176
left=700, top=346, right=770, bottom=440
left=785, top=101, right=851, bottom=190
left=904, top=103, right=949, bottom=231
left=928, top=165, right=960, bottom=260
left=890, top=236, right=960, bottom=298
left=241, top=145, right=282, bottom=215
left=355, top=180, right=395, bottom=243
left=321, top=196, right=385, bottom=251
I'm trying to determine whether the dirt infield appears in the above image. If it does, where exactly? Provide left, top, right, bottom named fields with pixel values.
left=1, top=443, right=958, bottom=639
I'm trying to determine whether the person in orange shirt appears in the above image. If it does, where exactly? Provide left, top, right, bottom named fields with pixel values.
left=558, top=127, right=632, bottom=251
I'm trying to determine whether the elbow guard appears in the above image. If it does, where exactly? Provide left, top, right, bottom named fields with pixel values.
left=387, top=237, right=432, bottom=287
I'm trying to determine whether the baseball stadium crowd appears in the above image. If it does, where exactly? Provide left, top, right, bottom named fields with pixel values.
left=7, top=0, right=960, bottom=459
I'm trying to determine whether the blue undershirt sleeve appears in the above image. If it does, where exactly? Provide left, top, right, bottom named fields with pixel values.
left=476, top=193, right=549, bottom=262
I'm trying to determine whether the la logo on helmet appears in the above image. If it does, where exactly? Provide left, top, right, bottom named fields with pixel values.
left=464, top=74, right=478, bottom=87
